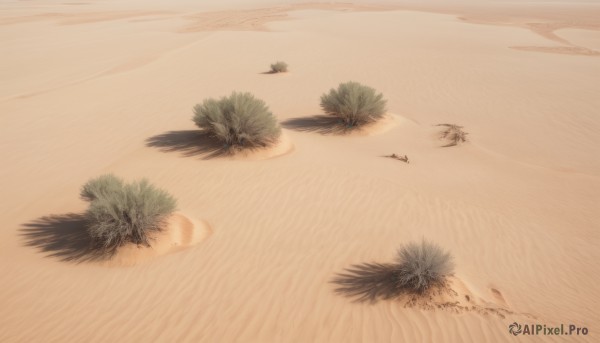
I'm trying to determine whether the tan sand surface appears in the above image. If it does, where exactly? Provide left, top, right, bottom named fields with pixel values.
left=1, top=1, right=599, bottom=342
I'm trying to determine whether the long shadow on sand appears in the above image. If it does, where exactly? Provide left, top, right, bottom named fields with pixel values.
left=20, top=213, right=107, bottom=263
left=145, top=130, right=230, bottom=159
left=281, top=115, right=351, bottom=135
left=331, top=262, right=401, bottom=303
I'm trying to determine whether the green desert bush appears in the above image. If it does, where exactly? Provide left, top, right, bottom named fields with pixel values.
left=320, top=81, right=387, bottom=127
left=81, top=174, right=177, bottom=251
left=395, top=240, right=455, bottom=293
left=270, top=61, right=288, bottom=73
left=193, top=92, right=281, bottom=148
left=333, top=240, right=454, bottom=301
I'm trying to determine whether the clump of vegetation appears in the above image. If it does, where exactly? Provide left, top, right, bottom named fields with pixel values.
left=320, top=81, right=387, bottom=127
left=395, top=240, right=454, bottom=293
left=81, top=174, right=177, bottom=252
left=332, top=240, right=454, bottom=301
left=270, top=61, right=288, bottom=73
left=193, top=92, right=282, bottom=148
left=437, top=124, right=468, bottom=146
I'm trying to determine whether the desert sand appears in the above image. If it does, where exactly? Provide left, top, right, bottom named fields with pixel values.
left=1, top=0, right=599, bottom=342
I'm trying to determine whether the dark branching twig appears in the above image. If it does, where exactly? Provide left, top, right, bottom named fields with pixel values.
left=384, top=153, right=409, bottom=163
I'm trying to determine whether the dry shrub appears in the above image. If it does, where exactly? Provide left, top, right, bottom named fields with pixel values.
left=193, top=92, right=281, bottom=148
left=332, top=240, right=454, bottom=302
left=82, top=174, right=177, bottom=252
left=270, top=61, right=288, bottom=73
left=320, top=81, right=387, bottom=127
left=437, top=124, right=468, bottom=146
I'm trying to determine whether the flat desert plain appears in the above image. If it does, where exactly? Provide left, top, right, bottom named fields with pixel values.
left=1, top=0, right=599, bottom=342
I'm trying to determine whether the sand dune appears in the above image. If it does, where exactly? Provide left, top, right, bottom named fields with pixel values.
left=178, top=2, right=395, bottom=33
left=1, top=1, right=599, bottom=342
left=107, top=212, right=212, bottom=267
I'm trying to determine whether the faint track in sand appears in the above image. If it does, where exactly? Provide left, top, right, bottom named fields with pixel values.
left=457, top=16, right=600, bottom=57
left=0, top=34, right=213, bottom=103
left=0, top=10, right=173, bottom=26
left=178, top=2, right=396, bottom=33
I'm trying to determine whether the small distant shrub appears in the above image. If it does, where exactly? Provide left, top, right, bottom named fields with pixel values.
left=395, top=240, right=454, bottom=293
left=437, top=124, right=468, bottom=146
left=82, top=174, right=177, bottom=251
left=193, top=92, right=281, bottom=148
left=270, top=61, right=288, bottom=73
left=320, top=81, right=387, bottom=127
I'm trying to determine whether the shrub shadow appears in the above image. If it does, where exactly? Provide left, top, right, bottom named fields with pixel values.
left=281, top=115, right=352, bottom=135
left=331, top=262, right=403, bottom=303
left=20, top=213, right=109, bottom=263
left=145, top=130, right=230, bottom=159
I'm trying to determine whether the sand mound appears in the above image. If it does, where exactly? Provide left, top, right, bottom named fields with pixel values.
left=104, top=212, right=211, bottom=267
left=402, top=276, right=533, bottom=320
left=348, top=114, right=400, bottom=137
left=229, top=131, right=294, bottom=161
left=146, top=130, right=294, bottom=161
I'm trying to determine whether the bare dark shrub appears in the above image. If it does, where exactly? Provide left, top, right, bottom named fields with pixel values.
left=270, top=61, right=288, bottom=73
left=82, top=174, right=177, bottom=252
left=320, top=81, right=387, bottom=127
left=437, top=124, right=468, bottom=146
left=332, top=240, right=454, bottom=302
left=384, top=153, right=409, bottom=163
left=193, top=92, right=281, bottom=148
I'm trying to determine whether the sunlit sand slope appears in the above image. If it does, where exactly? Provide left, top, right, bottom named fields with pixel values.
left=1, top=1, right=599, bottom=342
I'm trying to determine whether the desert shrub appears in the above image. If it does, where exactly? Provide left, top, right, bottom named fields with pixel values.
left=82, top=174, right=177, bottom=251
left=270, top=61, right=288, bottom=73
left=437, top=124, right=468, bottom=146
left=395, top=240, right=454, bottom=293
left=80, top=174, right=124, bottom=202
left=332, top=240, right=454, bottom=301
left=320, top=81, right=387, bottom=127
left=193, top=92, right=281, bottom=148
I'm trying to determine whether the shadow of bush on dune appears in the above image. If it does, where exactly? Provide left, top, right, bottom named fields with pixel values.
left=281, top=115, right=352, bottom=135
left=20, top=213, right=109, bottom=263
left=145, top=130, right=230, bottom=159
left=331, top=262, right=401, bottom=303
left=332, top=241, right=455, bottom=304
